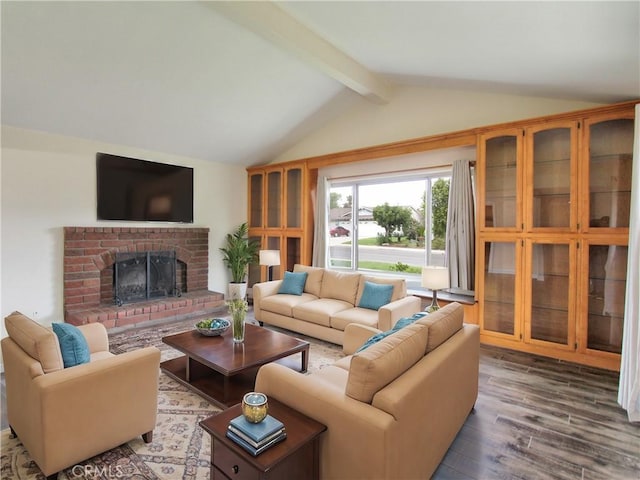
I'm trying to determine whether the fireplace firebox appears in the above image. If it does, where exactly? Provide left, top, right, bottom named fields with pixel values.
left=114, top=251, right=180, bottom=306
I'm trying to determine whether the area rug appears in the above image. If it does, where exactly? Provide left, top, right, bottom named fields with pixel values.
left=0, top=314, right=344, bottom=480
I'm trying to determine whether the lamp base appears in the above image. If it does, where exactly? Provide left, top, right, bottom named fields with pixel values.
left=424, top=291, right=441, bottom=313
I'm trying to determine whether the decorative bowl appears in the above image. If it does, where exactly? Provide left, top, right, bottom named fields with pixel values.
left=242, top=392, right=269, bottom=423
left=195, top=318, right=230, bottom=336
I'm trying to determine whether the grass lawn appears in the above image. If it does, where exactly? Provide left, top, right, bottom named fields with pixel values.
left=343, top=237, right=423, bottom=248
left=330, top=259, right=422, bottom=274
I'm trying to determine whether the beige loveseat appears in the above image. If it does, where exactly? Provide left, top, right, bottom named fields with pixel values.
left=253, top=264, right=421, bottom=346
left=255, top=302, right=479, bottom=480
left=1, top=312, right=161, bottom=479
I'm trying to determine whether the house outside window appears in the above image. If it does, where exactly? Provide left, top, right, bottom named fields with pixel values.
left=328, top=173, right=450, bottom=285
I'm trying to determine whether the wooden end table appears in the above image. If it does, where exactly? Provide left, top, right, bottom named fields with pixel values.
left=161, top=323, right=310, bottom=409
left=200, top=398, right=326, bottom=480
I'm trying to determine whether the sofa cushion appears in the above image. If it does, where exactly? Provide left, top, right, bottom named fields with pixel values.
left=346, top=323, right=429, bottom=403
left=416, top=303, right=463, bottom=352
left=52, top=323, right=91, bottom=368
left=293, top=298, right=354, bottom=328
left=330, top=307, right=379, bottom=331
left=320, top=270, right=361, bottom=305
left=261, top=293, right=317, bottom=317
left=358, top=281, right=394, bottom=310
left=357, top=311, right=428, bottom=352
left=293, top=264, right=325, bottom=297
left=4, top=311, right=64, bottom=373
left=355, top=276, right=406, bottom=305
left=278, top=271, right=308, bottom=295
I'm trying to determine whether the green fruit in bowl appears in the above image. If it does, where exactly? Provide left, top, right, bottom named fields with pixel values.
left=196, top=318, right=227, bottom=330
left=196, top=319, right=213, bottom=329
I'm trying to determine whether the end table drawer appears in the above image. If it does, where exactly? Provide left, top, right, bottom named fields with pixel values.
left=213, top=439, right=260, bottom=480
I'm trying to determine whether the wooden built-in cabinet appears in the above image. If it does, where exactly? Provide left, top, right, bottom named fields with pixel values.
left=248, top=100, right=636, bottom=370
left=477, top=106, right=634, bottom=370
left=247, top=162, right=312, bottom=287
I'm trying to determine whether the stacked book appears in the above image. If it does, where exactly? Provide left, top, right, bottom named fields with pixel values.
left=226, top=414, right=286, bottom=456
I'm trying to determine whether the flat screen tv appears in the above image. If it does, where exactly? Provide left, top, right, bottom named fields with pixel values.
left=97, top=153, right=194, bottom=223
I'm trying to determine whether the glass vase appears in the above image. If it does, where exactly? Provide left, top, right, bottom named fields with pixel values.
left=232, top=312, right=245, bottom=343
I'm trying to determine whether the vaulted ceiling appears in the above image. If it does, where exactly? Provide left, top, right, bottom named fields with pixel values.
left=2, top=1, right=638, bottom=166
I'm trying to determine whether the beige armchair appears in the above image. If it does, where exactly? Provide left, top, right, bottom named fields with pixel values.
left=1, top=312, right=161, bottom=479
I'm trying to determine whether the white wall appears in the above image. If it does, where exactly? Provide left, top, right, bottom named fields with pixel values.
left=0, top=126, right=247, bottom=334
left=274, top=85, right=604, bottom=162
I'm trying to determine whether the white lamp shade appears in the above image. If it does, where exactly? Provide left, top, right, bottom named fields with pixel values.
left=421, top=266, right=450, bottom=290
left=259, top=250, right=280, bottom=266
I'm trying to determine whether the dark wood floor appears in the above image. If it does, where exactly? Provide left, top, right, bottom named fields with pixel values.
left=433, top=347, right=639, bottom=480
left=2, top=343, right=638, bottom=479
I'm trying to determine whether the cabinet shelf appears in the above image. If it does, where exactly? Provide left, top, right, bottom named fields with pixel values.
left=486, top=164, right=517, bottom=170
left=532, top=190, right=570, bottom=197
left=590, top=153, right=632, bottom=162
left=534, top=157, right=571, bottom=165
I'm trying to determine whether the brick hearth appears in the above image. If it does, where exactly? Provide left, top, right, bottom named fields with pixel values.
left=63, top=226, right=225, bottom=328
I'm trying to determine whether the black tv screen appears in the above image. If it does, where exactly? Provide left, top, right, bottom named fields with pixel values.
left=97, top=153, right=194, bottom=223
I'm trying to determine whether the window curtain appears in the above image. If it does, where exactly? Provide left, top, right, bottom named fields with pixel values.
left=445, top=159, right=475, bottom=290
left=312, top=175, right=329, bottom=267
left=618, top=104, right=640, bottom=422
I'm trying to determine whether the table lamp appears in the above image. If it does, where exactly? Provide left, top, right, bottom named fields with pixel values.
left=421, top=266, right=450, bottom=312
left=259, top=250, right=280, bottom=281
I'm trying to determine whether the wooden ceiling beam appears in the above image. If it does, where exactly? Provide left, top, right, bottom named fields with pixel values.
left=207, top=1, right=390, bottom=104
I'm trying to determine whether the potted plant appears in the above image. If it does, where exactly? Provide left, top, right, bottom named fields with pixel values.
left=219, top=222, right=259, bottom=300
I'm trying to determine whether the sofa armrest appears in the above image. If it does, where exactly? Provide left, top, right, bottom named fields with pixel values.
left=253, top=280, right=283, bottom=321
left=255, top=363, right=394, bottom=480
left=343, top=323, right=382, bottom=355
left=78, top=322, right=109, bottom=353
left=377, top=295, right=422, bottom=331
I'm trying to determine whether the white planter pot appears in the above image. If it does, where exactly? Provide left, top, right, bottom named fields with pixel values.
left=228, top=283, right=248, bottom=300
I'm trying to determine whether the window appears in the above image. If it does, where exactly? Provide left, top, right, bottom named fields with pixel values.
left=328, top=173, right=451, bottom=283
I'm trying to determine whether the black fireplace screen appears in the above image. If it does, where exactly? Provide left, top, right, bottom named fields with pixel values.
left=114, top=251, right=179, bottom=306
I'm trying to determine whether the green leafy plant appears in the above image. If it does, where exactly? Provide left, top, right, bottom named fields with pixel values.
left=227, top=298, right=249, bottom=342
left=392, top=262, right=410, bottom=272
left=219, top=222, right=260, bottom=283
left=226, top=298, right=249, bottom=317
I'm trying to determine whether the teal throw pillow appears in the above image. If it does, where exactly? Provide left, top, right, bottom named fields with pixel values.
left=52, top=323, right=91, bottom=368
left=357, top=311, right=428, bottom=352
left=358, top=281, right=394, bottom=311
left=278, top=271, right=308, bottom=296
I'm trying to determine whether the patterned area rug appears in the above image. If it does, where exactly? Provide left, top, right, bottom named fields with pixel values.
left=0, top=313, right=344, bottom=479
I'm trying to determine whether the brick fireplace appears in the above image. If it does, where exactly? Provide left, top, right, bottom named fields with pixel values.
left=63, top=226, right=224, bottom=328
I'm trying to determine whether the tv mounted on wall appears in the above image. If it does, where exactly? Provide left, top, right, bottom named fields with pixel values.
left=96, top=153, right=194, bottom=223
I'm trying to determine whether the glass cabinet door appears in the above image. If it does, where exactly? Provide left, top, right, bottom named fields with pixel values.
left=285, top=236, right=302, bottom=272
left=479, top=239, right=520, bottom=338
left=249, top=172, right=263, bottom=228
left=525, top=240, right=575, bottom=348
left=583, top=242, right=627, bottom=354
left=266, top=170, right=282, bottom=228
left=527, top=123, right=577, bottom=230
left=480, top=131, right=522, bottom=230
left=247, top=235, right=263, bottom=291
left=585, top=117, right=634, bottom=230
left=286, top=167, right=302, bottom=228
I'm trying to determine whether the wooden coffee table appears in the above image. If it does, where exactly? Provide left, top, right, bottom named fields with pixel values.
left=160, top=323, right=310, bottom=408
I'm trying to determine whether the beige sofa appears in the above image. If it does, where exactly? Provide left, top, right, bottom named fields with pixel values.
left=1, top=312, right=161, bottom=479
left=253, top=264, right=422, bottom=346
left=255, top=302, right=480, bottom=480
